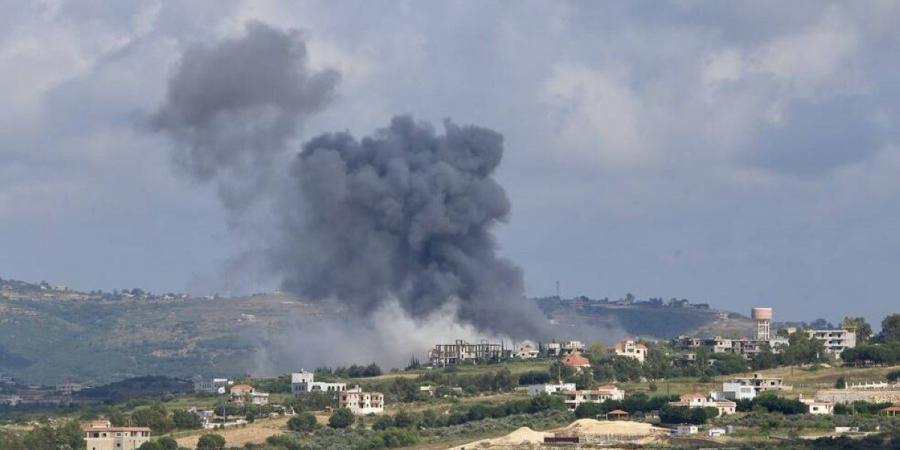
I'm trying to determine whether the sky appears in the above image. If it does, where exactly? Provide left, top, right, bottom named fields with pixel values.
left=1, top=1, right=898, bottom=326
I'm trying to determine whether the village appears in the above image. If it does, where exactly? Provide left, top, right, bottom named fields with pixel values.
left=0, top=307, right=880, bottom=449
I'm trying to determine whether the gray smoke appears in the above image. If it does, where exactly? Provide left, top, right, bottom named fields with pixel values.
left=152, top=21, right=339, bottom=210
left=152, top=21, right=549, bottom=342
left=271, top=116, right=549, bottom=339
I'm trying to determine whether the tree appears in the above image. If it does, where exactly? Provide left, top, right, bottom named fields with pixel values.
left=139, top=442, right=164, bottom=450
left=881, top=314, right=900, bottom=343
left=196, top=433, right=226, bottom=450
left=287, top=412, right=318, bottom=432
left=586, top=341, right=607, bottom=360
left=783, top=332, right=826, bottom=364
left=328, top=408, right=354, bottom=428
left=157, top=437, right=179, bottom=450
left=132, top=403, right=175, bottom=433
left=23, top=420, right=83, bottom=450
left=842, top=317, right=873, bottom=344
left=173, top=410, right=202, bottom=429
left=835, top=376, right=847, bottom=389
left=574, top=402, right=604, bottom=419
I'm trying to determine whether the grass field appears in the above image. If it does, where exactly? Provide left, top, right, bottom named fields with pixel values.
left=173, top=416, right=289, bottom=448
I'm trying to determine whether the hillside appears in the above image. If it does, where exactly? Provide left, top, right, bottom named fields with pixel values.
left=0, top=278, right=745, bottom=385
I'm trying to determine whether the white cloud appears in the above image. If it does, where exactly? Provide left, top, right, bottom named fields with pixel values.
left=543, top=63, right=649, bottom=169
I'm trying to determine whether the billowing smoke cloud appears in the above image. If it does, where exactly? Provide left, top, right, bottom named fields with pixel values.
left=152, top=21, right=339, bottom=210
left=271, top=116, right=548, bottom=339
left=152, top=22, right=549, bottom=355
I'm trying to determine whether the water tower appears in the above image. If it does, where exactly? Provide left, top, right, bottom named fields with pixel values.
left=752, top=307, right=773, bottom=340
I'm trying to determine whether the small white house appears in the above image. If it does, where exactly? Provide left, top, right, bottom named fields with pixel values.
left=707, top=428, right=726, bottom=437
left=800, top=395, right=834, bottom=415
left=527, top=383, right=576, bottom=397
left=673, top=425, right=698, bottom=436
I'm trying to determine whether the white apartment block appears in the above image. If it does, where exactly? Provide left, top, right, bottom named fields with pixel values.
left=728, top=374, right=792, bottom=394
left=611, top=339, right=647, bottom=363
left=806, top=329, right=856, bottom=357
left=291, top=370, right=347, bottom=398
left=527, top=383, right=576, bottom=397
left=713, top=382, right=757, bottom=401
left=563, top=385, right=624, bottom=412
left=194, top=377, right=230, bottom=394
left=83, top=420, right=150, bottom=450
left=339, top=387, right=384, bottom=415
left=543, top=340, right=585, bottom=357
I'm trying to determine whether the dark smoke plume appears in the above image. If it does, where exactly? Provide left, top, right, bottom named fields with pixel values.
left=152, top=21, right=548, bottom=341
left=152, top=21, right=338, bottom=210
left=271, top=116, right=548, bottom=339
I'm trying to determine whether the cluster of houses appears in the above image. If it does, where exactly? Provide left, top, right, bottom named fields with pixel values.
left=428, top=337, right=652, bottom=368
left=291, top=370, right=384, bottom=415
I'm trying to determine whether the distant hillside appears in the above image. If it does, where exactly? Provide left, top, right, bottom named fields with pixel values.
left=536, top=296, right=756, bottom=340
left=0, top=277, right=320, bottom=385
left=0, top=278, right=750, bottom=385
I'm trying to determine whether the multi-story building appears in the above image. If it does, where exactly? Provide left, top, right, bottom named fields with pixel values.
left=194, top=377, right=230, bottom=394
left=668, top=393, right=736, bottom=416
left=610, top=339, right=647, bottom=363
left=514, top=342, right=540, bottom=359
left=428, top=340, right=510, bottom=367
left=291, top=370, right=347, bottom=397
left=713, top=382, right=757, bottom=401
left=83, top=420, right=150, bottom=450
left=806, top=329, right=856, bottom=357
left=527, top=383, right=576, bottom=397
left=339, top=387, right=384, bottom=415
left=563, top=385, right=624, bottom=412
left=727, top=374, right=792, bottom=394
left=543, top=340, right=585, bottom=357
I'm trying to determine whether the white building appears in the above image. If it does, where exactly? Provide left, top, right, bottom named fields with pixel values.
left=713, top=382, right=757, bottom=401
left=291, top=370, right=347, bottom=397
left=728, top=374, right=792, bottom=394
left=673, top=424, right=698, bottom=436
left=515, top=342, right=540, bottom=359
left=544, top=340, right=585, bottom=357
left=800, top=395, right=834, bottom=415
left=669, top=393, right=736, bottom=416
left=707, top=427, right=726, bottom=437
left=194, top=377, right=230, bottom=394
left=83, top=420, right=150, bottom=450
left=806, top=329, right=856, bottom=357
left=611, top=339, right=647, bottom=363
left=563, top=385, right=624, bottom=412
left=527, top=383, right=576, bottom=397
left=339, top=387, right=384, bottom=415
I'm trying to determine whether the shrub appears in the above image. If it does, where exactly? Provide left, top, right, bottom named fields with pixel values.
left=287, top=412, right=318, bottom=432
left=173, top=410, right=202, bottom=429
left=328, top=408, right=354, bottom=429
left=195, top=433, right=225, bottom=450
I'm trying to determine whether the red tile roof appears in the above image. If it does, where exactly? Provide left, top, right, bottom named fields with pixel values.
left=560, top=354, right=591, bottom=367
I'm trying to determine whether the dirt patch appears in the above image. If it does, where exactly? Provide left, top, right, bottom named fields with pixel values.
left=449, top=419, right=667, bottom=449
left=175, top=416, right=288, bottom=448
left=447, top=426, right=550, bottom=449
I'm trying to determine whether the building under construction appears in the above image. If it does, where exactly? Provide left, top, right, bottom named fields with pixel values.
left=428, top=339, right=510, bottom=367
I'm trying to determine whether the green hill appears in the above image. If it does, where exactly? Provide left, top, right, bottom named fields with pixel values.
left=0, top=279, right=747, bottom=385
